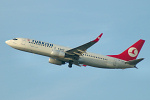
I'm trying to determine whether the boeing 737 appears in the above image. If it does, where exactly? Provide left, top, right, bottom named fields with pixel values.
left=5, top=33, right=145, bottom=69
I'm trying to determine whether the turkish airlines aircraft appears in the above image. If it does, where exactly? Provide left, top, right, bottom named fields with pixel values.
left=5, top=33, right=145, bottom=69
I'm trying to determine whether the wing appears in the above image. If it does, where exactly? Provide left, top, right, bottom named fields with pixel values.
left=65, top=33, right=103, bottom=56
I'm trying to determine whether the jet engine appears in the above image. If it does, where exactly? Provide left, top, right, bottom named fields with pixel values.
left=49, top=58, right=65, bottom=65
left=51, top=50, right=65, bottom=58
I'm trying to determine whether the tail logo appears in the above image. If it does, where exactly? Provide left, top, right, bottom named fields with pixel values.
left=128, top=47, right=138, bottom=57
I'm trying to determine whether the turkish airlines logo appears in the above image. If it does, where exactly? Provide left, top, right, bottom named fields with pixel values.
left=128, top=47, right=138, bottom=57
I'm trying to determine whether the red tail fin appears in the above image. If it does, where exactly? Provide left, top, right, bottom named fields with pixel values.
left=107, top=39, right=145, bottom=61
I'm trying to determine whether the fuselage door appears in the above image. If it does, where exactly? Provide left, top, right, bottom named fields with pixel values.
left=21, top=39, right=26, bottom=45
left=113, top=59, right=116, bottom=66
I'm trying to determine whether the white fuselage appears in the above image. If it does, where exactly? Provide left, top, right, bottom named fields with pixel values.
left=6, top=38, right=134, bottom=69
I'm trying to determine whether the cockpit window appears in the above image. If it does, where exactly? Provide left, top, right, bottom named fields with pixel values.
left=13, top=38, right=18, bottom=40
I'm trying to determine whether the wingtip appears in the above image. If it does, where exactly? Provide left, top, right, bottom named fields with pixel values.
left=92, top=33, right=103, bottom=42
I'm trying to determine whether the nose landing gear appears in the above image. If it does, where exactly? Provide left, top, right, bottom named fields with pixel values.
left=68, top=60, right=73, bottom=68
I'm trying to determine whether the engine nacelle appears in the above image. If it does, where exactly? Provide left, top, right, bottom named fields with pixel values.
left=51, top=50, right=65, bottom=58
left=49, top=58, right=65, bottom=65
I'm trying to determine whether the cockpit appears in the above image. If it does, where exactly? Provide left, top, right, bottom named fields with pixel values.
left=13, top=38, right=18, bottom=40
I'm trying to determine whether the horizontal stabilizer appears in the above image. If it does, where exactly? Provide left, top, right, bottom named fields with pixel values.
left=125, top=58, right=144, bottom=65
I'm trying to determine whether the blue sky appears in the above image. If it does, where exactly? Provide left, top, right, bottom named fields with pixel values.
left=0, top=0, right=150, bottom=100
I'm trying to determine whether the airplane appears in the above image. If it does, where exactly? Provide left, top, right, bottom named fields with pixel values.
left=5, top=33, right=145, bottom=69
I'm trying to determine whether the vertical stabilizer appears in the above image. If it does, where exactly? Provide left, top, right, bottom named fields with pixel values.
left=107, top=39, right=145, bottom=61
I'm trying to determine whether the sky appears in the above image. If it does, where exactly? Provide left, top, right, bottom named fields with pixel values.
left=0, top=0, right=150, bottom=100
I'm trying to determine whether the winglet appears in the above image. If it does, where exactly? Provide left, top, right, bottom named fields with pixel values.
left=92, top=33, right=103, bottom=42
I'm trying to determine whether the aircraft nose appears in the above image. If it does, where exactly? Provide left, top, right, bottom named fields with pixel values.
left=5, top=40, right=10, bottom=45
left=5, top=40, right=9, bottom=44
